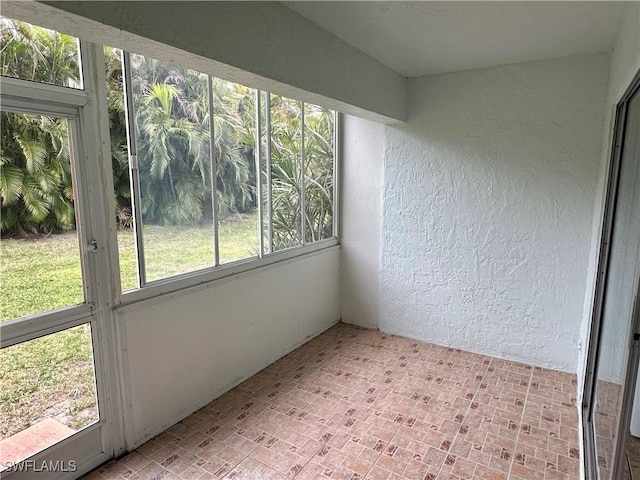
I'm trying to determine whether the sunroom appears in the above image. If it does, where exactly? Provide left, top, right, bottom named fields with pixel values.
left=0, top=2, right=639, bottom=479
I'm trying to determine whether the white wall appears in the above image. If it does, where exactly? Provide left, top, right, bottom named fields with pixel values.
left=578, top=1, right=640, bottom=394
left=380, top=54, right=609, bottom=373
left=117, top=248, right=340, bottom=448
left=340, top=115, right=384, bottom=328
left=16, top=1, right=406, bottom=124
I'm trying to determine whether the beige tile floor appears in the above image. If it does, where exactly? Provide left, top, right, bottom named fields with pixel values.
left=84, top=323, right=580, bottom=480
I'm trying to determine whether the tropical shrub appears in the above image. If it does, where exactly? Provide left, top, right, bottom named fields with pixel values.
left=1, top=18, right=79, bottom=234
left=1, top=17, right=334, bottom=241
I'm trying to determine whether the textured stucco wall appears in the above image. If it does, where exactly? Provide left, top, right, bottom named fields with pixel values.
left=341, top=115, right=384, bottom=328
left=381, top=54, right=609, bottom=372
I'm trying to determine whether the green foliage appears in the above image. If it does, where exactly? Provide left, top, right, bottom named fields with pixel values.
left=269, top=97, right=334, bottom=250
left=1, top=17, right=334, bottom=241
left=1, top=18, right=78, bottom=234
left=212, top=79, right=256, bottom=218
left=0, top=112, right=75, bottom=234
left=111, top=53, right=258, bottom=227
left=104, top=46, right=132, bottom=228
left=0, top=16, right=81, bottom=87
left=303, top=106, right=334, bottom=242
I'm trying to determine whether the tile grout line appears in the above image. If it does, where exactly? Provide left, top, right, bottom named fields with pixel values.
left=200, top=393, right=266, bottom=479
left=88, top=326, right=581, bottom=480
left=225, top=413, right=279, bottom=480
left=185, top=412, right=252, bottom=479
left=357, top=347, right=495, bottom=480
left=506, top=364, right=534, bottom=480
left=435, top=388, right=475, bottom=479
left=211, top=370, right=321, bottom=478
left=280, top=364, right=340, bottom=479
left=359, top=428, right=395, bottom=479
left=359, top=338, right=415, bottom=480
left=332, top=335, right=426, bottom=480
left=434, top=355, right=491, bottom=480
left=287, top=439, right=323, bottom=479
left=292, top=336, right=398, bottom=480
left=348, top=334, right=502, bottom=479
left=397, top=342, right=461, bottom=479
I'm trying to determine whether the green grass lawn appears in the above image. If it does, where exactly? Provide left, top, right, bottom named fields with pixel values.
left=118, top=212, right=259, bottom=290
left=0, top=212, right=257, bottom=441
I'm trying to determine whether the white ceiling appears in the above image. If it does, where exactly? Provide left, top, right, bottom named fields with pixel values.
left=285, top=1, right=625, bottom=77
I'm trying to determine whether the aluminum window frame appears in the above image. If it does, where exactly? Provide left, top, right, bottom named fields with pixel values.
left=209, top=76, right=221, bottom=266
left=266, top=92, right=274, bottom=254
left=121, top=51, right=147, bottom=287
left=2, top=38, right=341, bottom=313
left=0, top=95, right=93, bottom=346
left=0, top=38, right=126, bottom=472
left=256, top=89, right=265, bottom=258
left=300, top=101, right=306, bottom=246
left=1, top=6, right=340, bottom=472
left=582, top=67, right=640, bottom=480
left=116, top=52, right=340, bottom=302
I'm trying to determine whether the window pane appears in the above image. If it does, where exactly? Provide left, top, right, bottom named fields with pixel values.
left=304, top=104, right=334, bottom=242
left=0, top=325, right=99, bottom=466
left=592, top=89, right=640, bottom=480
left=130, top=53, right=214, bottom=282
left=102, top=46, right=138, bottom=292
left=0, top=16, right=82, bottom=89
left=0, top=112, right=84, bottom=320
left=212, top=79, right=259, bottom=263
left=270, top=94, right=302, bottom=251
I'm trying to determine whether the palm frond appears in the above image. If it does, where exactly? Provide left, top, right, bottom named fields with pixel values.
left=0, top=162, right=24, bottom=205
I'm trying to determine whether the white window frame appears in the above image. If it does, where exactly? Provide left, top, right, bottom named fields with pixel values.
left=116, top=50, right=340, bottom=305
left=1, top=6, right=341, bottom=472
left=0, top=40, right=127, bottom=477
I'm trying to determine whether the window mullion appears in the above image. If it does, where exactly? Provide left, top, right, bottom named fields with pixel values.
left=333, top=111, right=340, bottom=240
left=255, top=90, right=265, bottom=258
left=208, top=76, right=220, bottom=266
left=300, top=101, right=306, bottom=246
left=121, top=51, right=146, bottom=287
left=266, top=93, right=273, bottom=254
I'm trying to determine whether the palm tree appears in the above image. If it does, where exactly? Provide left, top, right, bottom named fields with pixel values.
left=131, top=55, right=213, bottom=225
left=211, top=79, right=255, bottom=218
left=1, top=17, right=80, bottom=235
left=303, top=105, right=334, bottom=241
left=1, top=17, right=335, bottom=239
left=269, top=95, right=303, bottom=249
left=103, top=46, right=132, bottom=228
left=0, top=16, right=80, bottom=88
left=130, top=55, right=258, bottom=226
left=135, top=82, right=209, bottom=224
left=268, top=97, right=334, bottom=249
left=1, top=112, right=75, bottom=234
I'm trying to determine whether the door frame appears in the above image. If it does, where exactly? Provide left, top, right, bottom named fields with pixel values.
left=582, top=67, right=640, bottom=479
left=0, top=41, right=126, bottom=478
